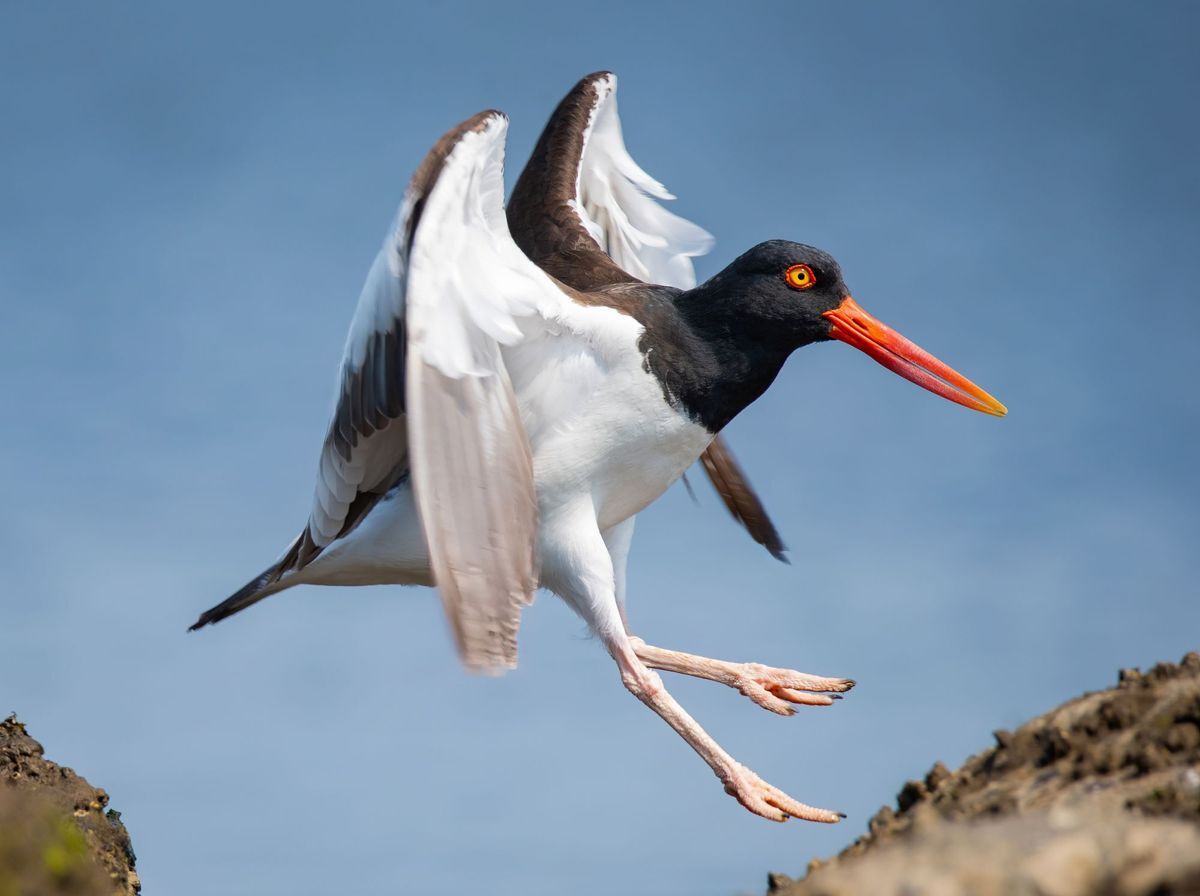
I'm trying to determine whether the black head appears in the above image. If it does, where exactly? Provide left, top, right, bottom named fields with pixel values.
left=690, top=240, right=850, bottom=350
left=648, top=240, right=853, bottom=431
left=661, top=238, right=1006, bottom=432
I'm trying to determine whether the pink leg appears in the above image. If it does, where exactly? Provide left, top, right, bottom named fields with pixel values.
left=544, top=514, right=843, bottom=823
left=610, top=639, right=844, bottom=823
left=630, top=637, right=855, bottom=716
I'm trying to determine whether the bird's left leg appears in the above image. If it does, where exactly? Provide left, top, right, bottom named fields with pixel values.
left=601, top=516, right=637, bottom=631
left=601, top=516, right=852, bottom=715
left=629, top=638, right=854, bottom=716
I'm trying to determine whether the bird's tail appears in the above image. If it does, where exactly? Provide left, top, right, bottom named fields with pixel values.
left=188, top=560, right=291, bottom=631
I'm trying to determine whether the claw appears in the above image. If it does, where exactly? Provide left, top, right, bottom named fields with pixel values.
left=628, top=638, right=855, bottom=716
left=723, top=763, right=843, bottom=824
left=742, top=662, right=855, bottom=694
left=736, top=665, right=853, bottom=714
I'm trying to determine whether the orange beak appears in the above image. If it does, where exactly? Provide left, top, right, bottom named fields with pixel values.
left=822, top=297, right=1007, bottom=416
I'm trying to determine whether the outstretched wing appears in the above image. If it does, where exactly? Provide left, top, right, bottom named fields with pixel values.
left=508, top=71, right=712, bottom=291
left=508, top=71, right=788, bottom=561
left=404, top=112, right=565, bottom=673
left=195, top=112, right=566, bottom=672
left=571, top=75, right=715, bottom=287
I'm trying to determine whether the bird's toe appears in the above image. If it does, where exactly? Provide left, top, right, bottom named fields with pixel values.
left=721, top=764, right=842, bottom=824
left=737, top=663, right=856, bottom=712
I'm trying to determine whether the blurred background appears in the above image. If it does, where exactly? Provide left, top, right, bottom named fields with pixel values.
left=2, top=2, right=1198, bottom=894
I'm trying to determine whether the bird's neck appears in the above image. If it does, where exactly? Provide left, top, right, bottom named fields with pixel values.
left=634, top=285, right=794, bottom=433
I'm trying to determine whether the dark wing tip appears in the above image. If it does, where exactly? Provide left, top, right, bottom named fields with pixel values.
left=758, top=528, right=789, bottom=564
left=580, top=70, right=615, bottom=86
left=186, top=562, right=282, bottom=632
left=454, top=109, right=507, bottom=137
left=476, top=108, right=507, bottom=126
left=569, top=72, right=616, bottom=108
left=188, top=604, right=223, bottom=631
left=409, top=109, right=509, bottom=213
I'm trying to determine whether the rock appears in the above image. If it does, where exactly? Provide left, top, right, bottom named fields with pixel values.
left=772, top=812, right=1200, bottom=896
left=1, top=715, right=139, bottom=895
left=769, top=653, right=1200, bottom=896
left=766, top=871, right=795, bottom=891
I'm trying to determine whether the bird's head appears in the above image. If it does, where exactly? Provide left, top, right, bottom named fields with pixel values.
left=700, top=240, right=1007, bottom=416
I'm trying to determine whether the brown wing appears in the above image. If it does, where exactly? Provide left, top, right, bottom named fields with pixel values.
left=507, top=72, right=635, bottom=290
left=507, top=71, right=788, bottom=562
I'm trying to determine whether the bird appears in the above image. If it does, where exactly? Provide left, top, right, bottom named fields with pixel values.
left=190, top=72, right=1006, bottom=823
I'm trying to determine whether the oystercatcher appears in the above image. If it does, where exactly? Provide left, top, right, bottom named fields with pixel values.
left=191, top=73, right=1005, bottom=822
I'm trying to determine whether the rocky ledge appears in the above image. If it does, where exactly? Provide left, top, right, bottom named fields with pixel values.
left=768, top=653, right=1200, bottom=896
left=1, top=715, right=139, bottom=896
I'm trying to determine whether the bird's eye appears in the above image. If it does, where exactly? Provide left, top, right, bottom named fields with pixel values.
left=784, top=264, right=817, bottom=290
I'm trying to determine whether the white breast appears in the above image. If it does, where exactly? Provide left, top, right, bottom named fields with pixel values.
left=504, top=304, right=713, bottom=531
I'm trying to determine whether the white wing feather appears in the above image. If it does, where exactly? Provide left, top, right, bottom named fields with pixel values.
left=406, top=113, right=566, bottom=672
left=575, top=74, right=715, bottom=289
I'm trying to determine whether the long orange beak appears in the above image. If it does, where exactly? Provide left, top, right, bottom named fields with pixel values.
left=822, top=297, right=1007, bottom=416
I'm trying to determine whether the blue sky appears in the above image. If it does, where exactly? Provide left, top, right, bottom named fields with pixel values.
left=2, top=2, right=1198, bottom=894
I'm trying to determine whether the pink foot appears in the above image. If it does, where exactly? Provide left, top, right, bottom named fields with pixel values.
left=736, top=662, right=855, bottom=716
left=628, top=638, right=854, bottom=716
left=722, top=762, right=844, bottom=823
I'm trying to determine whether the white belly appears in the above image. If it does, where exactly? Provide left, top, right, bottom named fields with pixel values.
left=299, top=306, right=712, bottom=587
left=526, top=362, right=711, bottom=531
left=507, top=309, right=713, bottom=531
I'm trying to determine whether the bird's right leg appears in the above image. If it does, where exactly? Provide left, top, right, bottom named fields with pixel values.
left=628, top=638, right=855, bottom=715
left=544, top=507, right=843, bottom=823
left=601, top=520, right=853, bottom=716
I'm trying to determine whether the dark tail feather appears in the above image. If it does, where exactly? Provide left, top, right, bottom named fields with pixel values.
left=188, top=563, right=287, bottom=631
left=699, top=438, right=789, bottom=564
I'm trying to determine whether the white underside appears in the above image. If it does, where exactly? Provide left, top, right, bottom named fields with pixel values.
left=291, top=304, right=712, bottom=599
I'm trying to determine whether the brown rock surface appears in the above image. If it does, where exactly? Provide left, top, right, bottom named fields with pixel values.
left=1, top=715, right=139, bottom=896
left=769, top=653, right=1200, bottom=896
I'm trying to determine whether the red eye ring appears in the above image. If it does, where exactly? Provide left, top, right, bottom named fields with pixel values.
left=784, top=263, right=817, bottom=290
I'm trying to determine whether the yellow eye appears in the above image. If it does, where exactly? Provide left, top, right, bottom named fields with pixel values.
left=784, top=263, right=817, bottom=290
